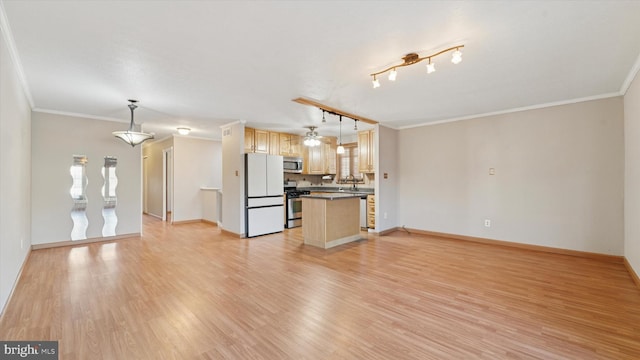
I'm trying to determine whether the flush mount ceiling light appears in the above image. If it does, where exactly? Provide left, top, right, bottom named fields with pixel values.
left=370, top=45, right=464, bottom=88
left=112, top=100, right=154, bottom=147
left=303, top=126, right=322, bottom=147
left=177, top=127, right=191, bottom=135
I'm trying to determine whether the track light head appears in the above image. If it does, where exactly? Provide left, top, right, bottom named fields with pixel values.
left=451, top=48, right=463, bottom=64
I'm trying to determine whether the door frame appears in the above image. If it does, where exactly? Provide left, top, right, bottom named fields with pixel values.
left=162, top=147, right=174, bottom=222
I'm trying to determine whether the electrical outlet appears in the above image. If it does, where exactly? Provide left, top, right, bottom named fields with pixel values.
left=384, top=212, right=388, bottom=219
left=484, top=219, right=491, bottom=227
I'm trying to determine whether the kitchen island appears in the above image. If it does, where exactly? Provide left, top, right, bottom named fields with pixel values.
left=301, top=193, right=362, bottom=249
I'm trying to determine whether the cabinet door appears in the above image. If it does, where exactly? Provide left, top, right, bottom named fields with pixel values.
left=358, top=130, right=370, bottom=173
left=358, top=130, right=375, bottom=173
left=254, top=129, right=269, bottom=153
left=324, top=140, right=336, bottom=175
left=269, top=132, right=280, bottom=155
left=245, top=127, right=256, bottom=153
left=266, top=154, right=284, bottom=196
left=289, top=135, right=301, bottom=157
left=308, top=145, right=324, bottom=174
left=279, top=134, right=291, bottom=156
left=246, top=153, right=266, bottom=197
left=368, top=130, right=375, bottom=173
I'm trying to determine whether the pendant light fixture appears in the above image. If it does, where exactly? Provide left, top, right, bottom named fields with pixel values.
left=337, top=115, right=345, bottom=155
left=113, top=100, right=154, bottom=147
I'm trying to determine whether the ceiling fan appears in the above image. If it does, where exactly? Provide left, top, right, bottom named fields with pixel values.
left=303, top=126, right=322, bottom=147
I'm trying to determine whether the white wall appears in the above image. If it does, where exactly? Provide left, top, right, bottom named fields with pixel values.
left=0, top=26, right=32, bottom=314
left=221, top=122, right=245, bottom=235
left=375, top=125, right=398, bottom=232
left=398, top=98, right=624, bottom=255
left=172, top=136, right=222, bottom=222
left=142, top=137, right=173, bottom=218
left=31, top=112, right=142, bottom=245
left=625, top=70, right=640, bottom=275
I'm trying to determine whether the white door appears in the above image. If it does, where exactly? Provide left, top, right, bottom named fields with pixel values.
left=247, top=206, right=284, bottom=237
left=246, top=153, right=267, bottom=197
left=266, top=154, right=284, bottom=196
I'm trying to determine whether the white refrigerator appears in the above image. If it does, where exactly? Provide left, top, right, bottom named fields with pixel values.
left=245, top=153, right=284, bottom=237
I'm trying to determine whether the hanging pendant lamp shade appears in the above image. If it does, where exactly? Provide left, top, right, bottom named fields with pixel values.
left=113, top=100, right=154, bottom=147
left=336, top=115, right=345, bottom=154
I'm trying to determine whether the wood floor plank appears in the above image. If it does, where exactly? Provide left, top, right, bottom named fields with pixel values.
left=1, top=215, right=640, bottom=359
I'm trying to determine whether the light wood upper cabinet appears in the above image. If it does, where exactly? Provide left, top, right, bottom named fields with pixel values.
left=303, top=137, right=337, bottom=175
left=254, top=129, right=269, bottom=153
left=289, top=135, right=301, bottom=157
left=306, top=144, right=324, bottom=174
left=279, top=133, right=302, bottom=158
left=245, top=127, right=255, bottom=153
left=279, top=133, right=290, bottom=155
left=269, top=132, right=280, bottom=155
left=245, top=127, right=269, bottom=153
left=324, top=138, right=337, bottom=175
left=358, top=130, right=375, bottom=173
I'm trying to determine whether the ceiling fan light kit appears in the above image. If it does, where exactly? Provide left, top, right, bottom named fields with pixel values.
left=303, top=126, right=322, bottom=147
left=370, top=45, right=464, bottom=88
left=112, top=99, right=154, bottom=147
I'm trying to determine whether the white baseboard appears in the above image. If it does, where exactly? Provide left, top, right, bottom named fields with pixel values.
left=31, top=233, right=141, bottom=250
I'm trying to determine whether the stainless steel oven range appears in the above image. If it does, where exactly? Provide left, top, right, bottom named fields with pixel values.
left=285, top=188, right=310, bottom=228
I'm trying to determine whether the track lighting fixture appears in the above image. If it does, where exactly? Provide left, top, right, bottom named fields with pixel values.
left=354, top=119, right=358, bottom=131
left=370, top=45, right=464, bottom=88
left=322, top=110, right=326, bottom=123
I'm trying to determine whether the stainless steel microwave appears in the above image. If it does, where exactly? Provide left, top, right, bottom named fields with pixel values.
left=283, top=156, right=303, bottom=173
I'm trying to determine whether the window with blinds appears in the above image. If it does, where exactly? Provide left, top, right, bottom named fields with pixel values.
left=337, top=143, right=360, bottom=180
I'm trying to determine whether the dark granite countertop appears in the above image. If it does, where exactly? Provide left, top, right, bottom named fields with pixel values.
left=297, top=187, right=374, bottom=195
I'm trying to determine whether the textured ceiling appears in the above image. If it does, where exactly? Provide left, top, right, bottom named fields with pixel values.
left=2, top=0, right=639, bottom=140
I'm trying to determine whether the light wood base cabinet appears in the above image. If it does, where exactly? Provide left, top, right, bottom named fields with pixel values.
left=367, top=194, right=375, bottom=229
left=302, top=195, right=361, bottom=249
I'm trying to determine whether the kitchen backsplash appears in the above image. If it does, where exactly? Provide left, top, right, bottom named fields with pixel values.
left=284, top=173, right=374, bottom=189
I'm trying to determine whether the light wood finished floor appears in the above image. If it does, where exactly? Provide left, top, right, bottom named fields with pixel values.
left=1, top=216, right=640, bottom=359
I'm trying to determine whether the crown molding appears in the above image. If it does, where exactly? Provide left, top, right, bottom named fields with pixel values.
left=396, top=92, right=622, bottom=131
left=32, top=108, right=129, bottom=123
left=220, top=120, right=245, bottom=129
left=621, top=51, right=640, bottom=95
